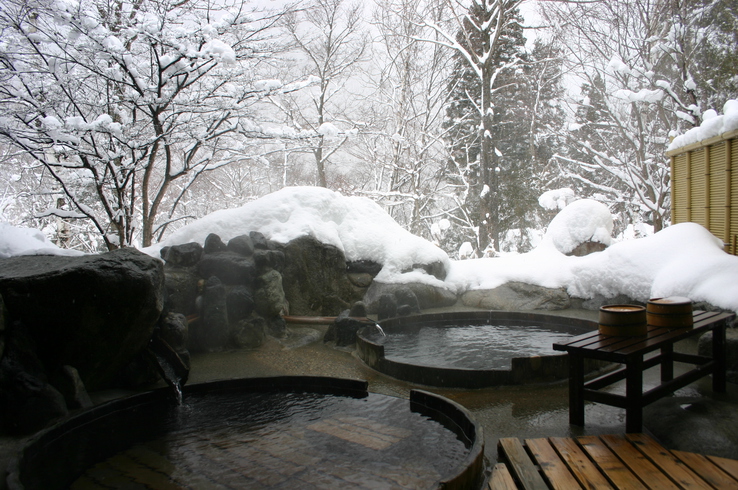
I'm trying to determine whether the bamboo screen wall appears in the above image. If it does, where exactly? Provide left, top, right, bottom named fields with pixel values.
left=667, top=128, right=738, bottom=255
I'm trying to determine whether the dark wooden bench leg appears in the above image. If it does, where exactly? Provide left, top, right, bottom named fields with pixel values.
left=661, top=344, right=674, bottom=383
left=569, top=354, right=585, bottom=426
left=625, top=356, right=643, bottom=433
left=713, top=323, right=727, bottom=392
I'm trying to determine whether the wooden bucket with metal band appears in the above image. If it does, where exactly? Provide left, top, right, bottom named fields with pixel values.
left=598, top=304, right=647, bottom=336
left=647, top=296, right=693, bottom=328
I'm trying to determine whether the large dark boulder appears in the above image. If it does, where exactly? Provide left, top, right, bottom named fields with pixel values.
left=203, top=233, right=228, bottom=254
left=249, top=231, right=270, bottom=250
left=232, top=314, right=267, bottom=349
left=226, top=285, right=255, bottom=322
left=197, top=252, right=256, bottom=286
left=0, top=359, right=67, bottom=435
left=254, top=270, right=288, bottom=318
left=461, top=281, right=571, bottom=310
left=280, top=235, right=363, bottom=316
left=227, top=235, right=254, bottom=256
left=0, top=321, right=68, bottom=434
left=192, top=276, right=230, bottom=351
left=365, top=281, right=457, bottom=313
left=376, top=294, right=398, bottom=321
left=163, top=242, right=203, bottom=267
left=163, top=266, right=200, bottom=316
left=323, top=310, right=365, bottom=346
left=0, top=248, right=164, bottom=391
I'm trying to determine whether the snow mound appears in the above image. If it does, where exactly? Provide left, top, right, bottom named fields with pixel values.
left=568, top=222, right=735, bottom=305
left=4, top=188, right=738, bottom=313
left=447, top=221, right=738, bottom=312
left=145, top=186, right=450, bottom=284
left=541, top=199, right=613, bottom=254
left=668, top=99, right=738, bottom=151
left=538, top=188, right=576, bottom=211
left=0, top=222, right=85, bottom=259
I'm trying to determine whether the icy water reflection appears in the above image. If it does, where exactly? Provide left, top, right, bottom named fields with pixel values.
left=374, top=324, right=575, bottom=370
left=71, top=391, right=469, bottom=489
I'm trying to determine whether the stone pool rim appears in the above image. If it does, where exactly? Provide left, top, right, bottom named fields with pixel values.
left=7, top=375, right=485, bottom=490
left=357, top=310, right=603, bottom=389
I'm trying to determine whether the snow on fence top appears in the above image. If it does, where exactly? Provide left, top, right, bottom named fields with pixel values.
left=668, top=99, right=738, bottom=152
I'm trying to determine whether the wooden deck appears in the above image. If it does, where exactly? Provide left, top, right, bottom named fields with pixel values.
left=493, top=433, right=738, bottom=489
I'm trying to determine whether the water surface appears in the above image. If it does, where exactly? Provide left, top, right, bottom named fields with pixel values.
left=373, top=324, right=574, bottom=370
left=71, top=391, right=469, bottom=489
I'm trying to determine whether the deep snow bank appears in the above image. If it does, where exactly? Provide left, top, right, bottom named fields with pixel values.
left=0, top=222, right=84, bottom=259
left=144, top=186, right=450, bottom=284
left=447, top=221, right=738, bottom=312
left=3, top=188, right=738, bottom=312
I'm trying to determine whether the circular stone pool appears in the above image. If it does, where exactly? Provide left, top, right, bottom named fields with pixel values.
left=8, top=377, right=484, bottom=490
left=357, top=311, right=602, bottom=388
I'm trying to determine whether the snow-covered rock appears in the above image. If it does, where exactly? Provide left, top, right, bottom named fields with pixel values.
left=145, top=186, right=451, bottom=284
left=0, top=223, right=85, bottom=259
left=540, top=199, right=613, bottom=255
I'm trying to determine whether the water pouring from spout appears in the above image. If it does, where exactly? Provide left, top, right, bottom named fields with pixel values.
left=149, top=333, right=190, bottom=405
left=367, top=320, right=386, bottom=336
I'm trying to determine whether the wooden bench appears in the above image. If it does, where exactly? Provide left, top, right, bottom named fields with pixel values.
left=493, top=433, right=738, bottom=489
left=553, top=310, right=735, bottom=433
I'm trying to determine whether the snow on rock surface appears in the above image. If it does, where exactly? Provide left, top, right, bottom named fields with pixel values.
left=0, top=222, right=85, bottom=259
left=4, top=188, right=738, bottom=313
left=145, top=186, right=450, bottom=285
left=541, top=199, right=613, bottom=254
left=446, top=221, right=738, bottom=312
left=538, top=188, right=576, bottom=211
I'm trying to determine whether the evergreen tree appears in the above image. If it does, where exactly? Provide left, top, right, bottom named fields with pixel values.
left=691, top=0, right=738, bottom=110
left=565, top=74, right=638, bottom=235
left=521, top=38, right=568, bottom=247
left=443, top=2, right=547, bottom=253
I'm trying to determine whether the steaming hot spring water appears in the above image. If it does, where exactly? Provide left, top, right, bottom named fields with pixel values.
left=11, top=378, right=484, bottom=490
left=372, top=322, right=571, bottom=370
left=357, top=311, right=599, bottom=388
left=11, top=314, right=598, bottom=490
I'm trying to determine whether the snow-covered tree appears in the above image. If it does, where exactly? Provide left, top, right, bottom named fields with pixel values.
left=348, top=0, right=453, bottom=241
left=542, top=0, right=738, bottom=233
left=684, top=0, right=738, bottom=111
left=275, top=0, right=368, bottom=188
left=412, top=0, right=524, bottom=254
left=0, top=0, right=305, bottom=249
left=440, top=0, right=573, bottom=254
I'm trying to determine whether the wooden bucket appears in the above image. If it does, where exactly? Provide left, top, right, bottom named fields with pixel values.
left=599, top=305, right=647, bottom=336
left=647, top=296, right=693, bottom=328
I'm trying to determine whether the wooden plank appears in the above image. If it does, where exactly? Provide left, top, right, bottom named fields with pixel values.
left=548, top=437, right=613, bottom=489
left=577, top=436, right=647, bottom=489
left=498, top=438, right=549, bottom=490
left=614, top=323, right=721, bottom=357
left=601, top=434, right=679, bottom=489
left=557, top=312, right=730, bottom=355
left=707, top=455, right=738, bottom=482
left=525, top=438, right=582, bottom=490
left=489, top=463, right=518, bottom=490
left=626, top=433, right=713, bottom=489
left=672, top=450, right=738, bottom=489
left=558, top=334, right=642, bottom=353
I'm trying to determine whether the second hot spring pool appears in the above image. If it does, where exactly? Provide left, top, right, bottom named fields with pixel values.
left=357, top=311, right=603, bottom=388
